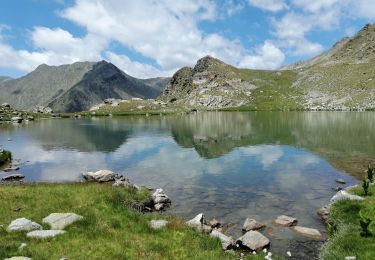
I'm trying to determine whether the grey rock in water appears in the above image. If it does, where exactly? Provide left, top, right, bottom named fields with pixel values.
left=82, top=170, right=115, bottom=182
left=242, top=218, right=266, bottom=232
left=317, top=205, right=330, bottom=222
left=210, top=229, right=234, bottom=250
left=236, top=231, right=270, bottom=251
left=335, top=178, right=346, bottom=184
left=330, top=190, right=364, bottom=204
left=1, top=174, right=24, bottom=181
left=291, top=226, right=323, bottom=240
left=43, top=213, right=83, bottom=230
left=150, top=220, right=168, bottom=230
left=209, top=218, right=221, bottom=228
left=152, top=188, right=171, bottom=211
left=27, top=230, right=66, bottom=238
left=274, top=215, right=298, bottom=226
left=7, top=218, right=42, bottom=232
left=11, top=116, right=23, bottom=123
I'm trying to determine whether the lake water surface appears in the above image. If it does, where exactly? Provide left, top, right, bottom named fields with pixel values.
left=1, top=112, right=375, bottom=258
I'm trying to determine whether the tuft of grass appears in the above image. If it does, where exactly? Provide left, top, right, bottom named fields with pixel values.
left=320, top=185, right=375, bottom=259
left=0, top=183, right=265, bottom=259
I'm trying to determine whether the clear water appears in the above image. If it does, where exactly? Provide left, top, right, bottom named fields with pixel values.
left=2, top=111, right=374, bottom=258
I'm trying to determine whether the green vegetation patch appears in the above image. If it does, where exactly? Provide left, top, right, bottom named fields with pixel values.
left=0, top=183, right=265, bottom=259
left=0, top=149, right=12, bottom=166
left=321, top=185, right=375, bottom=259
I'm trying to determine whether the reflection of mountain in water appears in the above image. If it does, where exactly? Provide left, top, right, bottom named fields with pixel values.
left=169, top=112, right=375, bottom=177
left=26, top=118, right=169, bottom=152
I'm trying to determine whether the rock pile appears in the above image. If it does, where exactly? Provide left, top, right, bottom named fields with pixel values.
left=152, top=188, right=171, bottom=211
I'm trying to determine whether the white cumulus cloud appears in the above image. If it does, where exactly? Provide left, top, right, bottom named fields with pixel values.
left=248, top=0, right=288, bottom=12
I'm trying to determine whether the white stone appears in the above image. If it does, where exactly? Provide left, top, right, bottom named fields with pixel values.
left=150, top=220, right=168, bottom=230
left=236, top=231, right=270, bottom=251
left=210, top=229, right=234, bottom=250
left=82, top=170, right=115, bottom=182
left=274, top=215, right=298, bottom=226
left=7, top=218, right=42, bottom=232
left=43, top=213, right=83, bottom=230
left=330, top=190, right=364, bottom=204
left=5, top=257, right=32, bottom=260
left=26, top=230, right=66, bottom=238
left=185, top=213, right=212, bottom=233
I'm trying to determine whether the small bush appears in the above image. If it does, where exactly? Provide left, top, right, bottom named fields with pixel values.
left=362, top=179, right=370, bottom=196
left=367, top=164, right=374, bottom=183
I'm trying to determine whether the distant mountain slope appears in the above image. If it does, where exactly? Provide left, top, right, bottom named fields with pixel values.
left=0, top=76, right=12, bottom=83
left=0, top=61, right=169, bottom=112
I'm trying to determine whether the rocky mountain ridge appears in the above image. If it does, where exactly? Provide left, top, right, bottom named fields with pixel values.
left=0, top=61, right=169, bottom=112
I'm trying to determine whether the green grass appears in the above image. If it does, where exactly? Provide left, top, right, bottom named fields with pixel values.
left=320, top=185, right=375, bottom=259
left=0, top=150, right=11, bottom=166
left=0, top=183, right=267, bottom=259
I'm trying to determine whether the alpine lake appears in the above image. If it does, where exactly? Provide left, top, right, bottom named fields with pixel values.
left=1, top=111, right=374, bottom=258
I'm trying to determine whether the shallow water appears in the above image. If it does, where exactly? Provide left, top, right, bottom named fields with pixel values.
left=1, top=111, right=374, bottom=258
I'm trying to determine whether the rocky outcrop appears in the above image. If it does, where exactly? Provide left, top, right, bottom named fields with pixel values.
left=43, top=213, right=83, bottom=230
left=273, top=215, right=298, bottom=227
left=7, top=218, right=42, bottom=232
left=152, top=188, right=171, bottom=211
left=236, top=231, right=270, bottom=251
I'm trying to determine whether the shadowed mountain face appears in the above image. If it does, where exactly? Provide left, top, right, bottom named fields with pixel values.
left=0, top=61, right=169, bottom=112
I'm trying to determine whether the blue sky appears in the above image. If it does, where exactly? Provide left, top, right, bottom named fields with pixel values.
left=0, top=0, right=374, bottom=78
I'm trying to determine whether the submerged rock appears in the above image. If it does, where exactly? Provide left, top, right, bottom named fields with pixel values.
left=43, top=213, right=83, bottom=230
left=150, top=220, right=168, bottom=230
left=236, top=231, right=270, bottom=251
left=210, top=229, right=234, bottom=250
left=335, top=178, right=346, bottom=184
left=242, top=218, right=266, bottom=232
left=274, top=215, right=298, bottom=227
left=27, top=230, right=66, bottom=238
left=7, top=218, right=42, bottom=232
left=82, top=170, right=115, bottom=182
left=291, top=226, right=323, bottom=240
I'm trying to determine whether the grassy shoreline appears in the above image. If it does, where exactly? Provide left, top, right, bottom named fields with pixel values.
left=321, top=185, right=375, bottom=259
left=0, top=183, right=267, bottom=260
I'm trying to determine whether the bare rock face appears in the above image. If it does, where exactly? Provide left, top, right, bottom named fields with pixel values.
left=210, top=229, right=234, bottom=250
left=82, top=170, right=115, bottom=182
left=43, top=213, right=83, bottom=230
left=236, top=231, right=270, bottom=251
left=291, top=226, right=323, bottom=240
left=242, top=218, right=266, bottom=232
left=7, top=218, right=42, bottom=232
left=274, top=215, right=298, bottom=227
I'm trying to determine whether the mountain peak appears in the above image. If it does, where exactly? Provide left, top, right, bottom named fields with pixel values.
left=193, top=55, right=226, bottom=73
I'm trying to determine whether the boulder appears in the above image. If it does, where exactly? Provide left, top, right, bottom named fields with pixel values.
left=26, top=230, right=66, bottom=238
left=335, top=179, right=346, bottom=184
left=210, top=229, right=234, bottom=250
left=291, top=226, right=323, bottom=240
left=43, top=213, right=83, bottom=230
left=11, top=116, right=23, bottom=123
left=317, top=205, right=330, bottom=222
left=152, top=188, right=171, bottom=211
left=1, top=174, right=24, bottom=181
left=186, top=213, right=212, bottom=233
left=7, top=218, right=42, bottom=232
left=82, top=170, right=115, bottom=182
left=150, top=220, right=168, bottom=230
left=274, top=215, right=298, bottom=226
left=236, top=231, right=270, bottom=251
left=330, top=190, right=364, bottom=204
left=242, top=218, right=266, bottom=232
